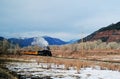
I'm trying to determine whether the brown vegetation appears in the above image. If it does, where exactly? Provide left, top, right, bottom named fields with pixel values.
left=50, top=40, right=120, bottom=58
left=0, top=54, right=120, bottom=74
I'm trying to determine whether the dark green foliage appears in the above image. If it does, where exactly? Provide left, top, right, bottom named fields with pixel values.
left=100, top=37, right=109, bottom=42
left=98, top=22, right=120, bottom=32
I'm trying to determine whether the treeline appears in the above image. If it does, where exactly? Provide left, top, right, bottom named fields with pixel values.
left=50, top=40, right=120, bottom=57
left=0, top=39, right=20, bottom=55
left=0, top=39, right=43, bottom=55
left=1, top=39, right=120, bottom=56
left=71, top=40, right=120, bottom=51
left=51, top=40, right=120, bottom=52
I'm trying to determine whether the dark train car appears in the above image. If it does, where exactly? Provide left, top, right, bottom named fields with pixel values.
left=38, top=50, right=52, bottom=56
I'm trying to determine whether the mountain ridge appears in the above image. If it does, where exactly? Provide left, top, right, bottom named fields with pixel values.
left=8, top=36, right=75, bottom=47
left=78, top=22, right=120, bottom=42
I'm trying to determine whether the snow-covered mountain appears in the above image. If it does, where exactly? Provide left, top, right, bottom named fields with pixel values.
left=8, top=36, right=71, bottom=47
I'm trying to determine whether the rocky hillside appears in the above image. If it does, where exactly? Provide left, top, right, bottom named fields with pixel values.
left=78, top=22, right=120, bottom=42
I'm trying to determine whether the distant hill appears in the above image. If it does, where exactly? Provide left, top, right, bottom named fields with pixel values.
left=8, top=38, right=34, bottom=47
left=67, top=39, right=78, bottom=44
left=43, top=36, right=67, bottom=45
left=0, top=37, right=4, bottom=41
left=78, top=21, right=120, bottom=42
left=8, top=36, right=70, bottom=47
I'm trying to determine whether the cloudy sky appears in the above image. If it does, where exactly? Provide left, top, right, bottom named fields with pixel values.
left=0, top=0, right=120, bottom=41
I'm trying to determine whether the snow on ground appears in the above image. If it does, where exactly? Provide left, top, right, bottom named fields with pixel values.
left=5, top=62, right=120, bottom=79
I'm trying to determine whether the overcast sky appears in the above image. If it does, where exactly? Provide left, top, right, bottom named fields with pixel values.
left=0, top=0, right=120, bottom=41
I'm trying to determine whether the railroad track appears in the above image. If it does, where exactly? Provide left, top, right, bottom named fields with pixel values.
left=1, top=55, right=120, bottom=65
left=22, top=55, right=120, bottom=65
left=50, top=56, right=120, bottom=65
left=24, top=54, right=120, bottom=65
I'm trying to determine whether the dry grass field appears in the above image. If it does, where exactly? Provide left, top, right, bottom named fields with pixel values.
left=1, top=53, right=120, bottom=71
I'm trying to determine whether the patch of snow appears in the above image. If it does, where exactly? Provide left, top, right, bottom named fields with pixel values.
left=5, top=62, right=120, bottom=79
left=79, top=67, right=120, bottom=79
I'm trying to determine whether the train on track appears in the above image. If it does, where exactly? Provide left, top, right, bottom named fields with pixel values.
left=22, top=46, right=52, bottom=56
